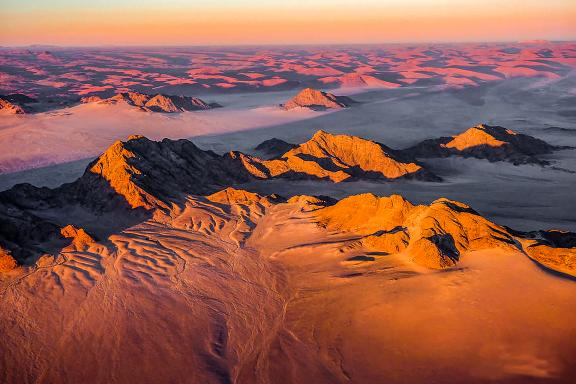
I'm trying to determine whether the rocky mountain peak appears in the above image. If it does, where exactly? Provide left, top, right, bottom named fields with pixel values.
left=282, top=88, right=355, bottom=110
left=60, top=225, right=96, bottom=251
left=285, top=130, right=434, bottom=181
left=406, top=123, right=560, bottom=164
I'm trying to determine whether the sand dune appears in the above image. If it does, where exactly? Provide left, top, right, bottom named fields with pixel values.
left=1, top=183, right=575, bottom=383
left=1, top=43, right=576, bottom=384
left=1, top=43, right=574, bottom=102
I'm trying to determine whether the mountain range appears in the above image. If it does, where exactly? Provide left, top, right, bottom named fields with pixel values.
left=406, top=123, right=566, bottom=164
left=81, top=91, right=221, bottom=113
left=1, top=131, right=574, bottom=276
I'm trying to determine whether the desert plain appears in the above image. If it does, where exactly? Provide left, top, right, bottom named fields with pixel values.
left=1, top=42, right=576, bottom=384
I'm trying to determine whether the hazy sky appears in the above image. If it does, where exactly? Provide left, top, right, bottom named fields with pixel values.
left=1, top=0, right=575, bottom=46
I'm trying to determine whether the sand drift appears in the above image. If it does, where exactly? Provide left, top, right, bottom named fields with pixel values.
left=1, top=132, right=575, bottom=383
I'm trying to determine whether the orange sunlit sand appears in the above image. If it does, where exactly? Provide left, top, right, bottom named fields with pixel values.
left=1, top=1, right=576, bottom=383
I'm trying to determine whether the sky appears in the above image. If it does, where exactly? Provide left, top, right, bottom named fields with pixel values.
left=1, top=0, right=575, bottom=46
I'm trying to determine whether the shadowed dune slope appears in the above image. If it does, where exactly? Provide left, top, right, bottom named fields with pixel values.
left=254, top=138, right=297, bottom=158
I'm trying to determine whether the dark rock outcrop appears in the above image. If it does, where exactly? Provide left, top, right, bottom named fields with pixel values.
left=254, top=138, right=297, bottom=158
left=405, top=124, right=561, bottom=164
left=316, top=193, right=575, bottom=273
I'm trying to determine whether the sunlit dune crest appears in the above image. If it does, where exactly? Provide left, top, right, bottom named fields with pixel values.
left=229, top=130, right=438, bottom=182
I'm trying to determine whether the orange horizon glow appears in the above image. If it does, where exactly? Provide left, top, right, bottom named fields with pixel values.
left=1, top=0, right=575, bottom=46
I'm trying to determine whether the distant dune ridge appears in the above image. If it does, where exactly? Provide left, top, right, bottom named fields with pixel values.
left=282, top=88, right=356, bottom=110
left=318, top=73, right=402, bottom=88
left=81, top=91, right=220, bottom=113
left=406, top=123, right=567, bottom=164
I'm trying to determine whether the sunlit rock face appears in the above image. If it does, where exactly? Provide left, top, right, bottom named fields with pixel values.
left=406, top=123, right=561, bottom=164
left=0, top=97, right=26, bottom=114
left=519, top=230, right=576, bottom=277
left=60, top=224, right=96, bottom=251
left=228, top=130, right=439, bottom=182
left=314, top=193, right=520, bottom=269
left=282, top=88, right=356, bottom=110
left=79, top=135, right=256, bottom=210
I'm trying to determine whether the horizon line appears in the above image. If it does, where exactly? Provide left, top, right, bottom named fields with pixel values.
left=1, top=39, right=575, bottom=50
